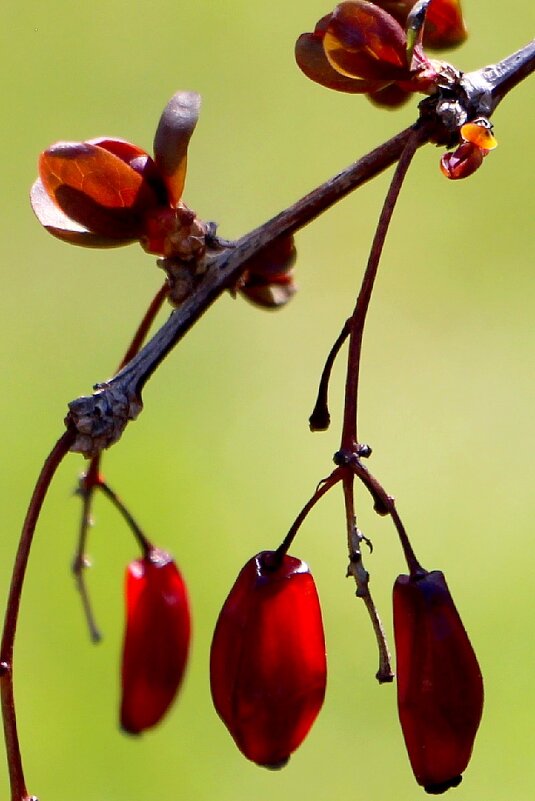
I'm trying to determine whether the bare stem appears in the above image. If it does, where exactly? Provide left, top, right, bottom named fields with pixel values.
left=73, top=455, right=103, bottom=643
left=341, top=125, right=427, bottom=450
left=347, top=456, right=424, bottom=575
left=0, top=430, right=75, bottom=801
left=342, top=474, right=393, bottom=683
left=96, top=482, right=152, bottom=555
left=274, top=468, right=343, bottom=562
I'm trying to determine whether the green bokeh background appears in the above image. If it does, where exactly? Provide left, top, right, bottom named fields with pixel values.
left=1, top=2, right=534, bottom=800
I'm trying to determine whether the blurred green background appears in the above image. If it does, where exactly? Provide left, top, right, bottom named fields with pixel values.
left=1, top=2, right=534, bottom=800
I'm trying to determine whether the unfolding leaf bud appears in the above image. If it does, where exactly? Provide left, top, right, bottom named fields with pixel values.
left=210, top=551, right=327, bottom=767
left=120, top=548, right=191, bottom=735
left=393, top=571, right=483, bottom=794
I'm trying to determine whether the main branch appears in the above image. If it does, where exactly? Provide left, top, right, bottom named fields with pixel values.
left=65, top=41, right=534, bottom=459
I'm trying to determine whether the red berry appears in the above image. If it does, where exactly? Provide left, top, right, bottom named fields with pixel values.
left=120, top=548, right=191, bottom=735
left=393, top=571, right=483, bottom=793
left=210, top=552, right=327, bottom=768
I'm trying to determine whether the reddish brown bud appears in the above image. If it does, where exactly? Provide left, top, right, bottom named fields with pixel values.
left=120, top=548, right=191, bottom=735
left=393, top=571, right=483, bottom=794
left=210, top=552, right=327, bottom=767
left=440, top=141, right=484, bottom=180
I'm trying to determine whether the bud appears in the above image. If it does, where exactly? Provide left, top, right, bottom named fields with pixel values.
left=393, top=571, right=483, bottom=793
left=460, top=118, right=497, bottom=152
left=120, top=548, right=191, bottom=735
left=210, top=551, right=327, bottom=767
left=153, top=91, right=201, bottom=207
left=238, top=235, right=297, bottom=309
left=440, top=141, right=484, bottom=180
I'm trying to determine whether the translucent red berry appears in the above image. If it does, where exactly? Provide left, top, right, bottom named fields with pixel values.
left=210, top=551, right=327, bottom=768
left=393, top=571, right=483, bottom=794
left=120, top=548, right=191, bottom=735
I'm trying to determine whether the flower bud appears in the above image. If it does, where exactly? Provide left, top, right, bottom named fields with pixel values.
left=393, top=571, right=483, bottom=793
left=120, top=548, right=191, bottom=734
left=210, top=552, right=327, bottom=767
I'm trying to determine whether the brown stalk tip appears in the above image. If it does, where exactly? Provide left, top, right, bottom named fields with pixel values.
left=376, top=669, right=395, bottom=684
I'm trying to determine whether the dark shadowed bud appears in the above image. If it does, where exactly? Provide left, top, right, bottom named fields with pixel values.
left=238, top=235, right=297, bottom=309
left=210, top=551, right=327, bottom=767
left=121, top=548, right=191, bottom=734
left=393, top=570, right=483, bottom=794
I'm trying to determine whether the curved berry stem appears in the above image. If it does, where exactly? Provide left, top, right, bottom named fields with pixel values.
left=96, top=481, right=152, bottom=556
left=340, top=124, right=428, bottom=451
left=0, top=430, right=75, bottom=801
left=274, top=468, right=343, bottom=563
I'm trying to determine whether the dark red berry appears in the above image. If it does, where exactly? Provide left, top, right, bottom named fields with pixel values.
left=393, top=570, right=483, bottom=793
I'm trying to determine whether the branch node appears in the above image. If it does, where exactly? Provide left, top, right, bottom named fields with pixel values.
left=66, top=385, right=143, bottom=458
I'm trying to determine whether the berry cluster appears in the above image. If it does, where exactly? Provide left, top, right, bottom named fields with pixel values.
left=118, top=532, right=482, bottom=793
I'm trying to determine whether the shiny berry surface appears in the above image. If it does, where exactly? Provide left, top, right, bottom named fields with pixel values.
left=120, top=549, right=191, bottom=735
left=210, top=551, right=327, bottom=767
